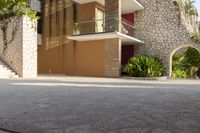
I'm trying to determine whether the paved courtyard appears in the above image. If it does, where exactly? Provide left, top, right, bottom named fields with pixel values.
left=0, top=77, right=200, bottom=133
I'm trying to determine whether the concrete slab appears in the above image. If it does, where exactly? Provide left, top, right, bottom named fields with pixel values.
left=0, top=79, right=199, bottom=132
left=32, top=75, right=200, bottom=85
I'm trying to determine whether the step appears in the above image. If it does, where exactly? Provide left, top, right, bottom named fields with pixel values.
left=0, top=60, right=19, bottom=78
left=0, top=72, right=16, bottom=76
left=0, top=71, right=16, bottom=75
left=0, top=75, right=19, bottom=79
left=0, top=66, right=13, bottom=72
left=0, top=67, right=12, bottom=72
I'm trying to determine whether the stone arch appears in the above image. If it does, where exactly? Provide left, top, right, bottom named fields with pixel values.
left=168, top=44, right=200, bottom=77
left=133, top=0, right=200, bottom=78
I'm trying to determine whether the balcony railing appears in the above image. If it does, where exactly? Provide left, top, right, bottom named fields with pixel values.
left=73, top=18, right=135, bottom=37
left=29, top=0, right=42, bottom=12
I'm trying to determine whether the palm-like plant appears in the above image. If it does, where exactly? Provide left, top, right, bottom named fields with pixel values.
left=173, top=0, right=182, bottom=20
left=125, top=56, right=165, bottom=77
left=190, top=32, right=200, bottom=43
left=172, top=53, right=187, bottom=70
left=172, top=48, right=200, bottom=78
left=185, top=0, right=198, bottom=16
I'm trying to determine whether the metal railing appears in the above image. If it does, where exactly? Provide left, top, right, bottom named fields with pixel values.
left=29, top=0, right=42, bottom=12
left=73, top=18, right=135, bottom=37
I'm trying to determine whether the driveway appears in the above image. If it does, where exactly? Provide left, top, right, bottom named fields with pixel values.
left=0, top=78, right=200, bottom=133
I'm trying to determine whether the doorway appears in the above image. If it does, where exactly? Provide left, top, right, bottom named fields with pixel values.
left=121, top=45, right=134, bottom=74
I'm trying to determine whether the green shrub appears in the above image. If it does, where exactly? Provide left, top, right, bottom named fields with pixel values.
left=125, top=56, right=165, bottom=77
left=196, top=69, right=200, bottom=78
left=0, top=0, right=39, bottom=20
left=172, top=53, right=187, bottom=70
left=172, top=48, right=200, bottom=79
left=172, top=68, right=187, bottom=78
left=184, top=48, right=200, bottom=68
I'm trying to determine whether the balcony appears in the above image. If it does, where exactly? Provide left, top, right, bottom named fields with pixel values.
left=37, top=34, right=42, bottom=45
left=68, top=18, right=143, bottom=44
left=29, top=0, right=42, bottom=12
left=73, top=0, right=144, bottom=14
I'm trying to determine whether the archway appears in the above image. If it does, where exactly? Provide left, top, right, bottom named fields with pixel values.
left=170, top=45, right=200, bottom=78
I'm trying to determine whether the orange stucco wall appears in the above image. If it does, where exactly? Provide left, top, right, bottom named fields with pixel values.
left=73, top=41, right=105, bottom=76
left=38, top=40, right=105, bottom=76
left=38, top=1, right=106, bottom=77
left=77, top=2, right=95, bottom=22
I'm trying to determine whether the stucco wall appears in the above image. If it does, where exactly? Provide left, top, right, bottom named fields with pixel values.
left=38, top=40, right=105, bottom=77
left=135, top=0, right=200, bottom=76
left=39, top=1, right=122, bottom=77
left=0, top=16, right=37, bottom=78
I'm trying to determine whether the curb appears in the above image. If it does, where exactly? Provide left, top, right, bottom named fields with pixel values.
left=122, top=76, right=170, bottom=81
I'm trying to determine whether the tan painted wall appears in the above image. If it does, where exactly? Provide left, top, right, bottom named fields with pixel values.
left=77, top=2, right=95, bottom=22
left=38, top=1, right=106, bottom=77
left=77, top=2, right=105, bottom=35
left=38, top=40, right=105, bottom=76
left=74, top=41, right=105, bottom=76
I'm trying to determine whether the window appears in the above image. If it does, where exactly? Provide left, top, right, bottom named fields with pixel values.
left=95, top=8, right=105, bottom=32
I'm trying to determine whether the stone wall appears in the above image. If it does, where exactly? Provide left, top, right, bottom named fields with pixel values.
left=104, top=0, right=122, bottom=77
left=135, top=0, right=200, bottom=76
left=22, top=16, right=38, bottom=78
left=105, top=0, right=121, bottom=32
left=0, top=16, right=37, bottom=78
left=104, top=39, right=121, bottom=77
left=0, top=17, right=23, bottom=76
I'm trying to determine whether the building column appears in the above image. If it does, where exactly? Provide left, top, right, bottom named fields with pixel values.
left=105, top=0, right=121, bottom=32
left=163, top=56, right=171, bottom=77
left=22, top=16, right=38, bottom=78
left=104, top=39, right=122, bottom=77
left=104, top=0, right=122, bottom=77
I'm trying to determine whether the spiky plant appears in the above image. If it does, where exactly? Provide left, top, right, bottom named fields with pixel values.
left=185, top=0, right=198, bottom=16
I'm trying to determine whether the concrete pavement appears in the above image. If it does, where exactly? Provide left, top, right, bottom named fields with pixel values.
left=12, top=75, right=200, bottom=85
left=0, top=78, right=199, bottom=133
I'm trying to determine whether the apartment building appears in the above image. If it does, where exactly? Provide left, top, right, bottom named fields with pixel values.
left=1, top=0, right=198, bottom=78
left=37, top=0, right=144, bottom=77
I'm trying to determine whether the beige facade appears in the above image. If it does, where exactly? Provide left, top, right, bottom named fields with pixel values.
left=1, top=0, right=198, bottom=78
left=38, top=0, right=128, bottom=77
left=39, top=1, right=104, bottom=77
left=37, top=0, right=146, bottom=77
left=39, top=1, right=105, bottom=76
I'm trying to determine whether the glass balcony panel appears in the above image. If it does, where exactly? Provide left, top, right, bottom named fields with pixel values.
left=73, top=18, right=135, bottom=38
left=29, top=0, right=42, bottom=12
